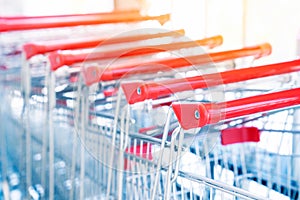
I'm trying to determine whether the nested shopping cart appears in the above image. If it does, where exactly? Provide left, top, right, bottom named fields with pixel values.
left=18, top=31, right=224, bottom=199
left=74, top=43, right=271, bottom=199
left=0, top=11, right=170, bottom=199
left=170, top=88, right=300, bottom=200
left=37, top=34, right=224, bottom=200
left=117, top=59, right=300, bottom=199
left=22, top=29, right=187, bottom=200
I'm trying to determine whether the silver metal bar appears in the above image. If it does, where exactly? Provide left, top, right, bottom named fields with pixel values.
left=164, top=128, right=180, bottom=200
left=106, top=88, right=123, bottom=199
left=22, top=53, right=32, bottom=199
left=117, top=105, right=127, bottom=200
left=48, top=69, right=56, bottom=200
left=177, top=171, right=269, bottom=200
left=150, top=108, right=173, bottom=200
left=79, top=86, right=88, bottom=200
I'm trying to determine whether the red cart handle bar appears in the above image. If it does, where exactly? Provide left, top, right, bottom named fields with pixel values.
left=48, top=35, right=223, bottom=71
left=122, top=59, right=300, bottom=104
left=0, top=9, right=140, bottom=20
left=172, top=87, right=300, bottom=130
left=0, top=12, right=170, bottom=32
left=83, top=43, right=271, bottom=86
left=23, top=29, right=185, bottom=59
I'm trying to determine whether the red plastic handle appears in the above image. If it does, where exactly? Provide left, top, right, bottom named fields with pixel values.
left=0, top=12, right=170, bottom=32
left=221, top=127, right=260, bottom=145
left=172, top=87, right=300, bottom=130
left=48, top=35, right=223, bottom=71
left=84, top=43, right=271, bottom=86
left=23, top=29, right=185, bottom=59
left=122, top=59, right=300, bottom=104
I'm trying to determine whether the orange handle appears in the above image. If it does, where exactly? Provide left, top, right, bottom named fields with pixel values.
left=23, top=29, right=185, bottom=59
left=48, top=35, right=223, bottom=71
left=83, top=43, right=271, bottom=86
left=0, top=10, right=140, bottom=20
left=0, top=12, right=170, bottom=32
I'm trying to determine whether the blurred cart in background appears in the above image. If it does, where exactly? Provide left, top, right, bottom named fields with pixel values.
left=0, top=11, right=171, bottom=199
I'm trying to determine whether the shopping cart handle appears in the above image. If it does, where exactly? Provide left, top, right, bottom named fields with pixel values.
left=172, top=87, right=300, bottom=130
left=0, top=12, right=170, bottom=32
left=22, top=29, right=185, bottom=59
left=86, top=43, right=271, bottom=86
left=198, top=35, right=223, bottom=49
left=0, top=9, right=145, bottom=20
left=49, top=35, right=223, bottom=71
left=211, top=43, right=271, bottom=60
left=122, top=59, right=300, bottom=104
left=221, top=127, right=260, bottom=145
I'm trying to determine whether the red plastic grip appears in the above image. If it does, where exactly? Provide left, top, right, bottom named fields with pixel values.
left=48, top=34, right=223, bottom=71
left=85, top=43, right=271, bottom=86
left=0, top=12, right=170, bottom=32
left=221, top=127, right=260, bottom=145
left=172, top=87, right=300, bottom=130
left=122, top=59, right=300, bottom=104
left=23, top=29, right=185, bottom=59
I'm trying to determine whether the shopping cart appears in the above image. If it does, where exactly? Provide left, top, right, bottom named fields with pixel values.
left=0, top=13, right=273, bottom=198
left=22, top=29, right=187, bottom=188
left=33, top=34, right=223, bottom=200
left=0, top=11, right=170, bottom=199
left=114, top=59, right=300, bottom=199
left=169, top=87, right=300, bottom=200
left=73, top=43, right=271, bottom=199
left=16, top=32, right=223, bottom=199
left=20, top=29, right=185, bottom=193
